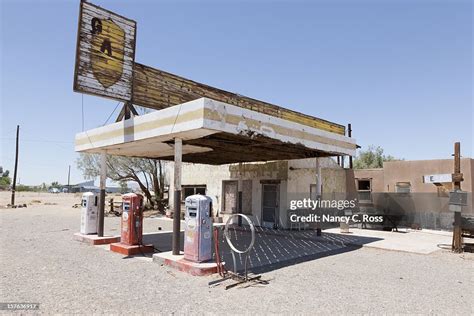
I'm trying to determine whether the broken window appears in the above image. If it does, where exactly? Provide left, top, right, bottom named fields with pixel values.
left=182, top=185, right=206, bottom=201
left=357, top=179, right=372, bottom=202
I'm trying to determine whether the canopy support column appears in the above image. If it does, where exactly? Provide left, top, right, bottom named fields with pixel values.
left=315, top=158, right=322, bottom=236
left=172, top=138, right=182, bottom=255
left=98, top=152, right=107, bottom=237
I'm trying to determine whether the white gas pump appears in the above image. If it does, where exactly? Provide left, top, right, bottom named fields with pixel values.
left=80, top=192, right=99, bottom=235
left=184, top=195, right=212, bottom=262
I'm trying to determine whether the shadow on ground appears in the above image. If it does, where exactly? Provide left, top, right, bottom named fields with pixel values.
left=218, top=226, right=382, bottom=274
left=142, top=231, right=184, bottom=252
left=140, top=227, right=382, bottom=274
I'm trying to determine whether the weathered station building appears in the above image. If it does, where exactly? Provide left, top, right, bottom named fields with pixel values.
left=168, top=157, right=353, bottom=229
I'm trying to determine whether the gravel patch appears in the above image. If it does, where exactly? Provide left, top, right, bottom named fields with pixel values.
left=1, top=199, right=473, bottom=314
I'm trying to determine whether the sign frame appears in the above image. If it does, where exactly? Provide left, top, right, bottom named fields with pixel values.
left=73, top=0, right=137, bottom=102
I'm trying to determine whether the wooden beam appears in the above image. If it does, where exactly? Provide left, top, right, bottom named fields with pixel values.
left=115, top=102, right=139, bottom=122
left=131, top=63, right=346, bottom=135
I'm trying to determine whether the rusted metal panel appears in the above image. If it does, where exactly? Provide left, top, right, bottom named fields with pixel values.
left=132, top=63, right=346, bottom=135
left=163, top=133, right=334, bottom=165
left=73, top=1, right=136, bottom=102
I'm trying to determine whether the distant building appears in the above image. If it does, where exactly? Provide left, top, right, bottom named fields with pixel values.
left=70, top=180, right=122, bottom=194
left=70, top=180, right=96, bottom=193
left=354, top=158, right=473, bottom=230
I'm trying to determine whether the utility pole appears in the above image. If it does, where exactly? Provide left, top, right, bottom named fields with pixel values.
left=67, top=165, right=71, bottom=192
left=348, top=123, right=353, bottom=169
left=452, top=142, right=463, bottom=252
left=10, top=125, right=19, bottom=206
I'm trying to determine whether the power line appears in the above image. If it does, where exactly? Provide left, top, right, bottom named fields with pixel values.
left=103, top=101, right=121, bottom=126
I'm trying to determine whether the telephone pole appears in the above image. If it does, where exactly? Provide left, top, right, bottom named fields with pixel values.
left=67, top=165, right=71, bottom=192
left=348, top=123, right=353, bottom=169
left=452, top=142, right=463, bottom=252
left=10, top=125, right=19, bottom=206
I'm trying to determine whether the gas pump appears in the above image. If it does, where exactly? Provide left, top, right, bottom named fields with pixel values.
left=80, top=192, right=99, bottom=235
left=184, top=195, right=212, bottom=262
left=110, top=192, right=153, bottom=255
left=121, top=193, right=144, bottom=245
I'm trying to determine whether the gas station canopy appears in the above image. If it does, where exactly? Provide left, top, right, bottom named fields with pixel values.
left=75, top=98, right=357, bottom=164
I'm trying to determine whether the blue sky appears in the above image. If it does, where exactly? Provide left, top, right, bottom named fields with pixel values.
left=1, top=0, right=472, bottom=185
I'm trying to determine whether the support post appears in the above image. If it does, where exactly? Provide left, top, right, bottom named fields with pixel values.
left=172, top=138, right=182, bottom=255
left=116, top=102, right=139, bottom=122
left=315, top=158, right=322, bottom=236
left=238, top=179, right=243, bottom=227
left=124, top=102, right=131, bottom=120
left=348, top=123, right=353, bottom=169
left=452, top=142, right=463, bottom=252
left=98, top=152, right=107, bottom=237
left=10, top=125, right=19, bottom=206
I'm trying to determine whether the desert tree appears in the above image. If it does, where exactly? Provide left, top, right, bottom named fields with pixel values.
left=353, top=145, right=402, bottom=169
left=76, top=154, right=167, bottom=209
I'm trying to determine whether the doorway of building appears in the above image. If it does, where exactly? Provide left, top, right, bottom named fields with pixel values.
left=222, top=180, right=238, bottom=214
left=262, top=184, right=279, bottom=229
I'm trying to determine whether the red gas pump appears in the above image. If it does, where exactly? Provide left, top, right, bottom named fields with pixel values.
left=110, top=193, right=154, bottom=255
left=121, top=193, right=143, bottom=245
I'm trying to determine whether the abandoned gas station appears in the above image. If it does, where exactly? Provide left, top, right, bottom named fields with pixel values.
left=72, top=1, right=362, bottom=274
left=72, top=1, right=471, bottom=278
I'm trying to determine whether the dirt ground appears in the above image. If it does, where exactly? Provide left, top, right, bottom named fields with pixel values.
left=0, top=192, right=473, bottom=314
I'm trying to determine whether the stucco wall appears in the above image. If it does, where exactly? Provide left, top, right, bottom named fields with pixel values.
left=353, top=169, right=384, bottom=192
left=382, top=158, right=473, bottom=193
left=169, top=157, right=347, bottom=229
left=353, top=158, right=473, bottom=230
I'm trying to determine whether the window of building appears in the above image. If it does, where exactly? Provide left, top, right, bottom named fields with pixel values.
left=357, top=179, right=372, bottom=202
left=182, top=185, right=206, bottom=201
left=395, top=182, right=411, bottom=194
